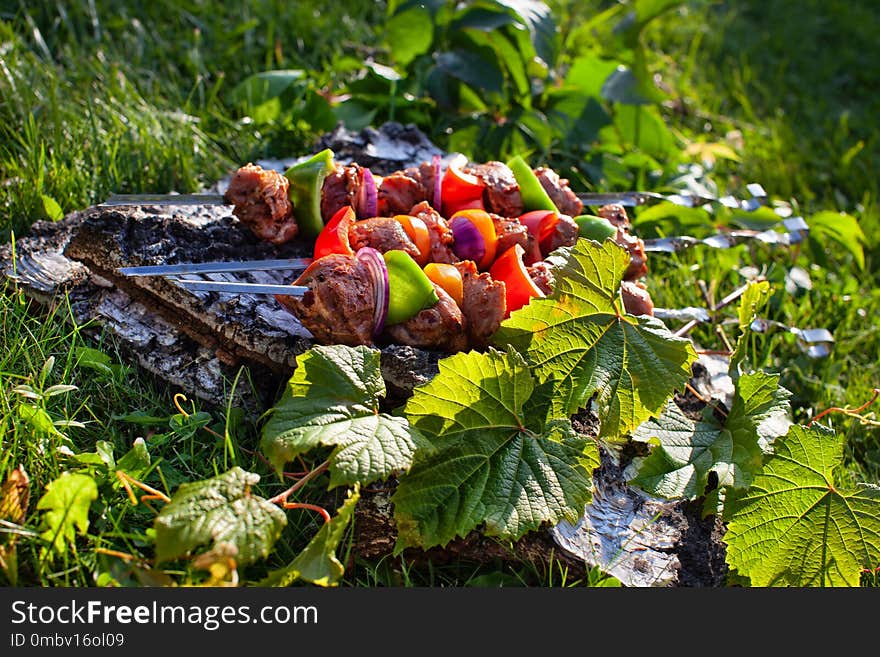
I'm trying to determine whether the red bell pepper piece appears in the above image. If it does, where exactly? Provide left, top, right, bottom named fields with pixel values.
left=313, top=205, right=355, bottom=259
left=489, top=243, right=545, bottom=317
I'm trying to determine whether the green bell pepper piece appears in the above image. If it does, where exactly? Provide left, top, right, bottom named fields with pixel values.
left=506, top=154, right=557, bottom=212
left=284, top=148, right=336, bottom=238
left=383, top=250, right=439, bottom=326
left=574, top=215, right=617, bottom=242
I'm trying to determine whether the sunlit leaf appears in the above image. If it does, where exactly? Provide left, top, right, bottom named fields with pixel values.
left=494, top=239, right=696, bottom=439
left=37, top=472, right=98, bottom=557
left=261, top=345, right=428, bottom=488
left=393, top=348, right=599, bottom=551
left=724, top=425, right=880, bottom=586
left=154, top=467, right=286, bottom=565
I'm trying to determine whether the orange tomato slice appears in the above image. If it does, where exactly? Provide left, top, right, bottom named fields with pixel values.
left=423, top=262, right=464, bottom=307
left=393, top=214, right=432, bottom=266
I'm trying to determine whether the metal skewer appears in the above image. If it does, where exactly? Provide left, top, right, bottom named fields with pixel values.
left=171, top=279, right=308, bottom=296
left=119, top=257, right=312, bottom=276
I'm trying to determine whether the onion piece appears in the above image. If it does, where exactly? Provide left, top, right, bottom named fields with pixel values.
left=357, top=167, right=378, bottom=219
left=356, top=246, right=389, bottom=337
left=432, top=154, right=442, bottom=211
left=450, top=215, right=486, bottom=265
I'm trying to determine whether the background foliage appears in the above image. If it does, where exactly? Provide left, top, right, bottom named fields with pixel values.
left=1, top=0, right=878, bottom=586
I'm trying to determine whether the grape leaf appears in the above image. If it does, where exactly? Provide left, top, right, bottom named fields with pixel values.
left=724, top=424, right=880, bottom=587
left=393, top=348, right=599, bottom=551
left=261, top=486, right=360, bottom=587
left=37, top=472, right=98, bottom=558
left=729, top=280, right=771, bottom=381
left=628, top=371, right=791, bottom=500
left=154, top=467, right=286, bottom=565
left=494, top=238, right=697, bottom=439
left=261, top=345, right=428, bottom=488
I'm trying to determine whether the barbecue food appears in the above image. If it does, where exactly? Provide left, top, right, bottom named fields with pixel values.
left=454, top=260, right=507, bottom=347
left=385, top=284, right=468, bottom=352
left=276, top=254, right=376, bottom=346
left=621, top=280, right=654, bottom=317
left=409, top=201, right=457, bottom=264
left=465, top=161, right=524, bottom=218
left=349, top=217, right=421, bottom=260
left=224, top=163, right=297, bottom=244
left=534, top=167, right=583, bottom=217
left=221, top=152, right=655, bottom=351
left=597, top=204, right=648, bottom=281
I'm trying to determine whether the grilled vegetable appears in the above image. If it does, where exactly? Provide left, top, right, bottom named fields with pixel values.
left=284, top=148, right=336, bottom=237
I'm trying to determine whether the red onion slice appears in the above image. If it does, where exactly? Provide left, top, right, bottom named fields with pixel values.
left=432, top=154, right=442, bottom=211
left=356, top=246, right=389, bottom=337
left=450, top=215, right=486, bottom=265
left=357, top=167, right=378, bottom=219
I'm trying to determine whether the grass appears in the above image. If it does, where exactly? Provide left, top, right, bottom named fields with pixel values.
left=1, top=0, right=878, bottom=586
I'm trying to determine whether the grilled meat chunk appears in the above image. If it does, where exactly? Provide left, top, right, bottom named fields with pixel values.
left=621, top=280, right=654, bottom=317
left=454, top=260, right=506, bottom=347
left=492, top=213, right=530, bottom=256
left=321, top=163, right=362, bottom=222
left=597, top=204, right=648, bottom=280
left=378, top=169, right=429, bottom=217
left=277, top=254, right=376, bottom=346
left=385, top=284, right=467, bottom=353
left=223, top=163, right=297, bottom=244
left=534, top=167, right=583, bottom=217
left=527, top=261, right=555, bottom=296
left=465, top=161, right=525, bottom=218
left=410, top=201, right=458, bottom=264
left=545, top=213, right=580, bottom=252
left=348, top=217, right=421, bottom=260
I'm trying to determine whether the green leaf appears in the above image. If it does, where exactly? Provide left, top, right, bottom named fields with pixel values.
left=807, top=211, right=866, bottom=270
left=386, top=5, right=434, bottom=67
left=116, top=438, right=151, bottom=481
left=261, top=487, right=360, bottom=587
left=629, top=372, right=790, bottom=501
left=494, top=239, right=697, bottom=440
left=40, top=194, right=64, bottom=221
left=435, top=49, right=504, bottom=95
left=37, top=472, right=98, bottom=557
left=153, top=467, right=286, bottom=565
left=724, top=425, right=880, bottom=587
left=564, top=54, right=621, bottom=99
left=729, top=280, right=771, bottom=381
left=394, top=348, right=599, bottom=551
left=18, top=403, right=62, bottom=437
left=612, top=104, right=676, bottom=157
left=261, top=345, right=427, bottom=487
left=601, top=66, right=654, bottom=105
left=74, top=346, right=114, bottom=376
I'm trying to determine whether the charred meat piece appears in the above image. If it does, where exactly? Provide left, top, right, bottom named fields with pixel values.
left=403, top=161, right=439, bottom=205
left=320, top=163, right=362, bottom=222
left=545, top=213, right=580, bottom=253
left=621, top=280, right=654, bottom=317
left=598, top=204, right=648, bottom=280
left=454, top=260, right=507, bottom=347
left=410, top=201, right=458, bottom=264
left=277, top=254, right=376, bottom=346
left=534, top=167, right=583, bottom=217
left=223, top=163, right=297, bottom=244
left=385, top=284, right=468, bottom=353
left=527, top=260, right=555, bottom=296
left=465, top=161, right=525, bottom=218
left=492, top=213, right=530, bottom=256
left=377, top=170, right=427, bottom=217
left=348, top=217, right=421, bottom=260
